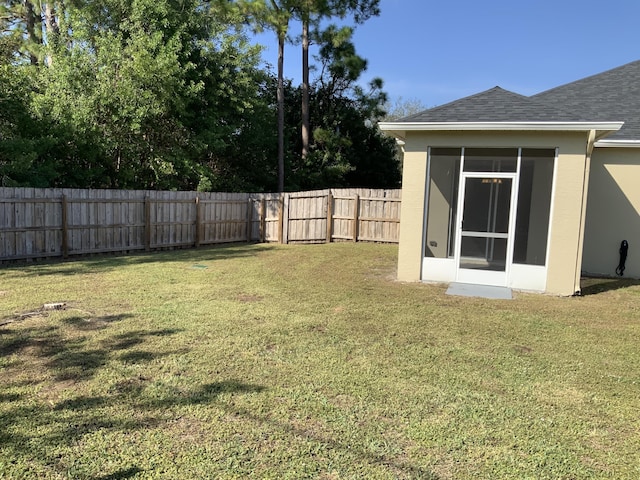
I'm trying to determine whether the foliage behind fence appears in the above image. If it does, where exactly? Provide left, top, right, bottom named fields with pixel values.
left=0, top=188, right=401, bottom=262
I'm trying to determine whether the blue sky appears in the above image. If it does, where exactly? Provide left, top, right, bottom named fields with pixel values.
left=253, top=0, right=640, bottom=108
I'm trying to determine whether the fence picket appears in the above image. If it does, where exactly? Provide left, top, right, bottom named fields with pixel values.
left=0, top=187, right=400, bottom=261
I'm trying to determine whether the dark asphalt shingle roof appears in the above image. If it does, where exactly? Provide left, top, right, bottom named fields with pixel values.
left=396, top=60, right=640, bottom=140
left=532, top=60, right=640, bottom=140
left=399, top=86, right=592, bottom=123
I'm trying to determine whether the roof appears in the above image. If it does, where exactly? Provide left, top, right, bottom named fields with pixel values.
left=381, top=60, right=640, bottom=143
left=399, top=86, right=591, bottom=123
left=532, top=60, right=640, bottom=141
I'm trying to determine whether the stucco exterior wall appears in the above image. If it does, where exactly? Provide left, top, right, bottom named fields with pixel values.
left=583, top=148, right=640, bottom=278
left=396, top=146, right=427, bottom=281
left=397, top=130, right=591, bottom=295
left=544, top=133, right=591, bottom=295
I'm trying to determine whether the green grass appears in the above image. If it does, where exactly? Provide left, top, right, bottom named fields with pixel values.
left=1, top=243, right=639, bottom=479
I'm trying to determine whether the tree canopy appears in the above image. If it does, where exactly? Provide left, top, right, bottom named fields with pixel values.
left=0, top=0, right=400, bottom=191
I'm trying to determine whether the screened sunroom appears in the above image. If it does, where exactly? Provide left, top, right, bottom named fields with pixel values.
left=378, top=61, right=640, bottom=295
left=423, top=147, right=554, bottom=291
left=379, top=85, right=622, bottom=295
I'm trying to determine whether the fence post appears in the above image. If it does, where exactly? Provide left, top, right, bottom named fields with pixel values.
left=61, top=195, right=69, bottom=258
left=0, top=187, right=401, bottom=262
left=326, top=192, right=333, bottom=243
left=352, top=194, right=360, bottom=242
left=246, top=198, right=253, bottom=243
left=144, top=196, right=151, bottom=251
left=278, top=194, right=285, bottom=244
left=194, top=196, right=201, bottom=248
left=260, top=198, right=266, bottom=243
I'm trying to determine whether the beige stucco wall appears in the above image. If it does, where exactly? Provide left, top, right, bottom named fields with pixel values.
left=396, top=146, right=427, bottom=281
left=583, top=148, right=640, bottom=278
left=396, top=130, right=591, bottom=295
left=545, top=133, right=592, bottom=295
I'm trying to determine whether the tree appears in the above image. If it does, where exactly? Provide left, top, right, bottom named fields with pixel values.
left=1, top=0, right=393, bottom=191
left=0, top=1, right=63, bottom=65
left=295, top=0, right=380, bottom=161
left=0, top=1, right=71, bottom=186
left=383, top=96, right=429, bottom=121
left=0, top=61, right=77, bottom=187
left=0, top=0, right=39, bottom=64
left=283, top=24, right=399, bottom=190
left=1, top=0, right=274, bottom=190
left=231, top=0, right=381, bottom=189
left=225, top=0, right=297, bottom=192
left=30, top=0, right=203, bottom=187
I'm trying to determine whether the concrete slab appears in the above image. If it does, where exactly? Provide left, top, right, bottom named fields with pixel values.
left=445, top=282, right=513, bottom=300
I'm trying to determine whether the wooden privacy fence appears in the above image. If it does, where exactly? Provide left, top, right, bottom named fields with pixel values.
left=0, top=187, right=401, bottom=262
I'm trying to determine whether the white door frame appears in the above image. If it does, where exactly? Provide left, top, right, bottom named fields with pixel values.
left=454, top=169, right=520, bottom=286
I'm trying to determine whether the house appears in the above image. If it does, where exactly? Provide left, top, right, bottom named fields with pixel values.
left=379, top=60, right=640, bottom=295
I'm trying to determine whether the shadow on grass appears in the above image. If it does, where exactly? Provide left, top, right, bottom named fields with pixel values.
left=1, top=320, right=183, bottom=381
left=1, top=310, right=438, bottom=478
left=93, top=467, right=143, bottom=480
left=217, top=403, right=440, bottom=479
left=580, top=276, right=640, bottom=295
left=51, top=381, right=266, bottom=414
left=0, top=377, right=267, bottom=477
left=53, top=328, right=183, bottom=381
left=0, top=314, right=191, bottom=477
left=0, top=243, right=277, bottom=277
left=1, top=368, right=437, bottom=479
left=62, top=314, right=133, bottom=331
left=143, top=380, right=267, bottom=408
left=0, top=398, right=165, bottom=474
left=0, top=324, right=62, bottom=358
left=0, top=314, right=133, bottom=356
left=122, top=380, right=438, bottom=478
left=0, top=392, right=21, bottom=402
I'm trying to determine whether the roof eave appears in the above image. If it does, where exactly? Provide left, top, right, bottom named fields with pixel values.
left=378, top=121, right=624, bottom=139
left=594, top=139, right=640, bottom=148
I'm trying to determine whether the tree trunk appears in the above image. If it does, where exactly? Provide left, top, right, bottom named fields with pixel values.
left=44, top=2, right=60, bottom=66
left=301, top=17, right=310, bottom=160
left=44, top=3, right=60, bottom=36
left=23, top=0, right=40, bottom=65
left=277, top=32, right=285, bottom=192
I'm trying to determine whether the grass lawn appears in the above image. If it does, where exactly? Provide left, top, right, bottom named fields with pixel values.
left=1, top=243, right=639, bottom=479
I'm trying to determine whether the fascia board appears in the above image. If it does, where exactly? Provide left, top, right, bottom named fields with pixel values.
left=378, top=121, right=624, bottom=133
left=594, top=139, right=640, bottom=148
